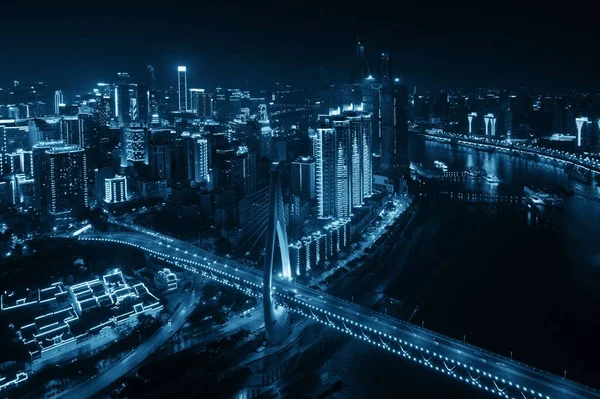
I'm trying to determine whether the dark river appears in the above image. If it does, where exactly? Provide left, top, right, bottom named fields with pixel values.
left=295, top=135, right=600, bottom=398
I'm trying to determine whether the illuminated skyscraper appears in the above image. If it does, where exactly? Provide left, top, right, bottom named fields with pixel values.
left=178, top=66, right=188, bottom=112
left=32, top=140, right=65, bottom=212
left=380, top=78, right=409, bottom=178
left=115, top=72, right=131, bottom=124
left=194, top=138, right=209, bottom=183
left=43, top=144, right=88, bottom=226
left=312, top=126, right=336, bottom=219
left=467, top=112, right=478, bottom=135
left=346, top=111, right=372, bottom=205
left=54, top=90, right=64, bottom=115
left=120, top=127, right=148, bottom=167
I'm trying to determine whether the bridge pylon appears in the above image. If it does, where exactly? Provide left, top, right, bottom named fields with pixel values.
left=263, top=167, right=292, bottom=344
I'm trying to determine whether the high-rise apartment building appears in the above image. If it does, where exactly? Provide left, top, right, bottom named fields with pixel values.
left=43, top=144, right=88, bottom=226
left=104, top=175, right=128, bottom=203
left=32, top=140, right=65, bottom=213
left=194, top=138, right=209, bottom=184
left=120, top=127, right=148, bottom=167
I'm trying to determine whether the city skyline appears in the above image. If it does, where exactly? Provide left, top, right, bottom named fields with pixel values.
left=1, top=4, right=600, bottom=398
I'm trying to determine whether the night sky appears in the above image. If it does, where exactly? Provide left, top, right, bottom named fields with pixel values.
left=1, top=2, right=598, bottom=92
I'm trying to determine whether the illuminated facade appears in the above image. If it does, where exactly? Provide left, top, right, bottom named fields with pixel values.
left=44, top=145, right=88, bottom=225
left=115, top=72, right=131, bottom=124
left=467, top=112, right=477, bottom=135
left=189, top=88, right=213, bottom=117
left=32, top=140, right=66, bottom=213
left=104, top=175, right=128, bottom=203
left=3, top=271, right=161, bottom=371
left=178, top=66, right=188, bottom=112
left=312, top=127, right=336, bottom=218
left=54, top=90, right=64, bottom=115
left=120, top=127, right=148, bottom=166
left=483, top=113, right=496, bottom=136
left=575, top=116, right=589, bottom=148
left=314, top=110, right=372, bottom=219
left=194, top=138, right=209, bottom=183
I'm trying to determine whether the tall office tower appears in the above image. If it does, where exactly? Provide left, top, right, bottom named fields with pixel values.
left=148, top=141, right=171, bottom=180
left=350, top=39, right=370, bottom=84
left=291, top=156, right=316, bottom=200
left=60, top=116, right=84, bottom=145
left=32, top=140, right=66, bottom=213
left=177, top=66, right=188, bottom=112
left=170, top=133, right=196, bottom=184
left=128, top=83, right=139, bottom=122
left=54, top=90, right=64, bottom=115
left=115, top=72, right=131, bottom=125
left=379, top=52, right=391, bottom=83
left=194, top=138, right=209, bottom=183
left=312, top=126, right=336, bottom=219
left=120, top=127, right=148, bottom=167
left=147, top=65, right=159, bottom=120
left=104, top=175, right=128, bottom=203
left=188, top=89, right=214, bottom=119
left=231, top=148, right=256, bottom=198
left=43, top=145, right=88, bottom=226
left=332, top=118, right=351, bottom=218
left=189, top=88, right=204, bottom=114
left=346, top=111, right=372, bottom=201
left=96, top=96, right=111, bottom=126
left=380, top=78, right=409, bottom=178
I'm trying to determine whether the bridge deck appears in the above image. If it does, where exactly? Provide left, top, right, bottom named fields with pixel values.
left=79, top=230, right=600, bottom=399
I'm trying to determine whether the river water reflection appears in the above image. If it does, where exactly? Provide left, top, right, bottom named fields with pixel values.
left=294, top=136, right=600, bottom=398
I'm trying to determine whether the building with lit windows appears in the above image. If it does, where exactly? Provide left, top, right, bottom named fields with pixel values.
left=178, top=66, right=188, bottom=112
left=104, top=175, right=128, bottom=203
left=44, top=145, right=88, bottom=226
left=32, top=140, right=66, bottom=213
left=120, top=127, right=148, bottom=166
left=194, top=138, right=209, bottom=184
left=54, top=90, right=64, bottom=116
left=2, top=270, right=161, bottom=371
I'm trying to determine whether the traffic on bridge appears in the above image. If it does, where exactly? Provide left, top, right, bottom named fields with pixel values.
left=79, top=228, right=600, bottom=399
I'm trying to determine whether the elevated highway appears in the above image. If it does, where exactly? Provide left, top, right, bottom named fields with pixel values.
left=78, top=230, right=600, bottom=399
